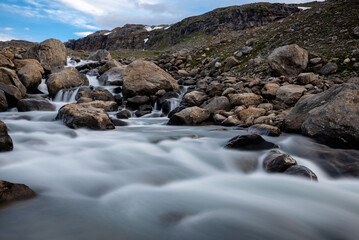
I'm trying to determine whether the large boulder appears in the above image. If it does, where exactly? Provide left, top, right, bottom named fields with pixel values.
left=276, top=85, right=306, bottom=105
left=88, top=49, right=112, bottom=62
left=0, top=180, right=37, bottom=202
left=182, top=91, right=208, bottom=107
left=98, top=59, right=122, bottom=75
left=203, top=96, right=231, bottom=114
left=24, top=38, right=67, bottom=72
left=46, top=67, right=87, bottom=96
left=284, top=83, right=359, bottom=149
left=78, top=100, right=118, bottom=112
left=98, top=66, right=126, bottom=86
left=57, top=103, right=115, bottom=130
left=75, top=86, right=115, bottom=102
left=225, top=134, right=278, bottom=151
left=123, top=60, right=180, bottom=97
left=0, top=67, right=27, bottom=106
left=268, top=44, right=308, bottom=77
left=167, top=107, right=210, bottom=126
left=14, top=59, right=44, bottom=92
left=0, top=120, right=13, bottom=152
left=0, top=54, right=14, bottom=68
left=17, top=98, right=55, bottom=112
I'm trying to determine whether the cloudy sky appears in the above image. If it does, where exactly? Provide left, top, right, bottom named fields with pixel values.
left=0, top=0, right=320, bottom=42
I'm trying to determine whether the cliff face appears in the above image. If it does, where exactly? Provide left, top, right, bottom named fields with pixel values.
left=65, top=3, right=300, bottom=51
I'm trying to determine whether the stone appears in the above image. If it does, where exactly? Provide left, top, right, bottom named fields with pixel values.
left=241, top=46, right=253, bottom=55
left=178, top=70, right=189, bottom=76
left=284, top=165, right=318, bottom=181
left=0, top=54, right=14, bottom=68
left=309, top=58, right=321, bottom=65
left=297, top=72, right=317, bottom=85
left=257, top=103, right=273, bottom=112
left=79, top=100, right=118, bottom=112
left=224, top=56, right=239, bottom=72
left=353, top=26, right=359, bottom=38
left=276, top=85, right=306, bottom=105
left=167, top=107, right=210, bottom=126
left=249, top=124, right=281, bottom=136
left=0, top=67, right=27, bottom=106
left=203, top=96, right=230, bottom=114
left=0, top=180, right=37, bottom=202
left=230, top=93, right=262, bottom=106
left=98, top=66, right=126, bottom=86
left=123, top=60, right=179, bottom=97
left=0, top=120, right=13, bottom=152
left=111, top=118, right=128, bottom=126
left=214, top=114, right=226, bottom=124
left=320, top=63, right=338, bottom=75
left=75, top=86, right=115, bottom=102
left=98, top=59, right=122, bottom=75
left=57, top=103, right=115, bottom=130
left=0, top=90, right=8, bottom=112
left=17, top=98, right=55, bottom=112
left=263, top=150, right=297, bottom=172
left=88, top=49, right=112, bottom=62
left=268, top=44, right=308, bottom=77
left=225, top=134, right=278, bottom=151
left=116, top=109, right=132, bottom=119
left=14, top=59, right=44, bottom=92
left=239, top=107, right=266, bottom=121
left=127, top=96, right=150, bottom=109
left=261, top=83, right=280, bottom=99
left=46, top=67, right=86, bottom=96
left=222, top=115, right=241, bottom=126
left=24, top=38, right=67, bottom=72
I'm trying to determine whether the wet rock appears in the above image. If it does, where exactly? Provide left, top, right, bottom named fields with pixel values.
left=46, top=67, right=86, bottom=96
left=79, top=100, right=118, bottom=112
left=224, top=56, right=239, bottom=72
left=157, top=92, right=180, bottom=108
left=98, top=66, right=126, bottom=86
left=110, top=118, right=128, bottom=126
left=98, top=59, right=122, bottom=75
left=168, top=106, right=187, bottom=118
left=116, top=109, right=132, bottom=119
left=214, top=114, right=226, bottom=124
left=88, top=49, right=111, bottom=62
left=276, top=85, right=306, bottom=105
left=57, top=103, right=115, bottom=130
left=268, top=44, right=308, bottom=77
left=0, top=180, right=36, bottom=202
left=14, top=59, right=44, bottom=92
left=182, top=91, right=208, bottom=107
left=168, top=107, right=210, bottom=126
left=17, top=98, right=55, bottom=112
left=127, top=96, right=150, bottom=109
left=263, top=150, right=297, bottom=172
left=284, top=165, right=318, bottom=181
left=0, top=120, right=13, bottom=152
left=249, top=124, right=281, bottom=136
left=24, top=38, right=67, bottom=72
left=0, top=90, right=8, bottom=112
left=75, top=86, right=114, bottom=102
left=297, top=72, right=317, bottom=85
left=123, top=60, right=179, bottom=97
left=0, top=67, right=27, bottom=106
left=203, top=96, right=230, bottom=114
left=320, top=63, right=338, bottom=75
left=261, top=83, right=280, bottom=99
left=230, top=93, right=262, bottom=106
left=225, top=134, right=278, bottom=151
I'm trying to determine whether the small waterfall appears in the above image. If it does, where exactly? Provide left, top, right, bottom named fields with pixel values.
left=53, top=88, right=80, bottom=102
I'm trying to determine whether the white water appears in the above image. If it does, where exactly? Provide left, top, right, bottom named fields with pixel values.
left=0, top=59, right=359, bottom=240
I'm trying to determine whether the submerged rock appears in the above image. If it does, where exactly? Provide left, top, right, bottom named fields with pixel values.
left=263, top=150, right=297, bottom=173
left=0, top=120, right=13, bottom=152
left=284, top=165, right=318, bottom=181
left=0, top=180, right=37, bottom=202
left=225, top=134, right=278, bottom=151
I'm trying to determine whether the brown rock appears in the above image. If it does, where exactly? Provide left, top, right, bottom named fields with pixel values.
left=0, top=67, right=27, bottom=106
left=261, top=83, right=280, bottom=99
left=46, top=67, right=86, bottom=96
left=98, top=59, right=122, bottom=75
left=0, top=120, right=13, bottom=152
left=168, top=107, right=210, bottom=125
left=14, top=59, right=44, bottom=92
left=276, top=85, right=306, bottom=105
left=297, top=72, right=317, bottom=85
left=0, top=180, right=36, bottom=202
left=203, top=96, right=230, bottom=114
left=0, top=54, right=14, bottom=68
left=239, top=107, right=266, bottom=121
left=88, top=49, right=112, bottom=62
left=249, top=124, right=281, bottom=136
left=182, top=91, right=208, bottom=107
left=224, top=56, right=239, bottom=72
left=230, top=93, right=262, bottom=106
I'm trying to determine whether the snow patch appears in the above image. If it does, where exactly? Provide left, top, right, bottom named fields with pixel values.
left=104, top=32, right=111, bottom=35
left=144, top=38, right=149, bottom=44
left=145, top=26, right=164, bottom=32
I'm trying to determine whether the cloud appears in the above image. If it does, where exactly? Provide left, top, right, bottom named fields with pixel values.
left=74, top=32, right=94, bottom=37
left=0, top=33, right=15, bottom=41
left=25, top=27, right=30, bottom=31
left=4, top=27, right=14, bottom=31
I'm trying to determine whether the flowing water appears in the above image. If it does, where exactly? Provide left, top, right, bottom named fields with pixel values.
left=0, top=60, right=359, bottom=240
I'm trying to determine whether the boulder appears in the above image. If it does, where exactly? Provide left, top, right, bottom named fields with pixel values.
left=0, top=67, right=27, bottom=106
left=14, top=59, right=44, bottom=92
left=98, top=59, right=122, bottom=75
left=268, top=44, right=308, bottom=77
left=230, top=93, right=262, bottom=106
left=98, top=66, right=126, bottom=86
left=126, top=96, right=150, bottom=109
left=297, top=72, right=317, bottom=85
left=320, top=63, right=338, bottom=75
left=203, top=96, right=230, bottom=114
left=276, top=85, right=306, bottom=105
left=88, top=49, right=112, bottom=62
left=263, top=150, right=297, bottom=173
left=249, top=124, right=281, bottom=136
left=224, top=56, right=239, bottom=72
left=116, top=109, right=132, bottom=119
left=17, top=98, right=55, bottom=112
left=225, top=134, right=278, bottom=151
left=239, top=107, right=266, bottom=121
left=123, top=60, right=179, bottom=97
left=0, top=120, right=13, bottom=152
left=182, top=91, right=208, bottom=107
left=46, top=67, right=86, bottom=96
left=75, top=86, right=114, bottom=102
left=24, top=38, right=67, bottom=72
left=261, top=83, right=280, bottom=99
left=353, top=26, right=359, bottom=38
left=0, top=180, right=37, bottom=202
left=78, top=100, right=118, bottom=112
left=57, top=104, right=115, bottom=130
left=167, top=107, right=210, bottom=126
left=284, top=165, right=318, bottom=181
left=0, top=54, right=14, bottom=68
left=0, top=90, right=8, bottom=112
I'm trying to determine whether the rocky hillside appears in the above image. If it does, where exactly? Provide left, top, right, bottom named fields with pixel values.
left=65, top=3, right=299, bottom=51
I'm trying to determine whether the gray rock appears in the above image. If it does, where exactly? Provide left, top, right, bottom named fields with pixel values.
left=203, top=96, right=230, bottom=114
left=0, top=180, right=37, bottom=202
left=263, top=150, right=297, bottom=172
left=276, top=85, right=306, bottom=105
left=297, top=72, right=317, bottom=85
left=320, top=63, right=338, bottom=75
left=284, top=165, right=318, bottom=181
left=0, top=120, right=13, bottom=152
left=98, top=67, right=126, bottom=86
left=88, top=49, right=112, bottom=62
left=168, top=107, right=210, bottom=126
left=225, top=134, right=278, bottom=151
left=353, top=26, right=359, bottom=38
left=116, top=109, right=132, bottom=119
left=17, top=98, right=55, bottom=112
left=182, top=91, right=208, bottom=107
